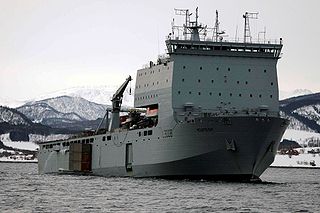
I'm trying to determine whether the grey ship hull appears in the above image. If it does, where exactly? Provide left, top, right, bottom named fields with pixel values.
left=91, top=116, right=288, bottom=180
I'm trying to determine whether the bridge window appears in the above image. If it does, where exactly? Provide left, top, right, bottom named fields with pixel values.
left=107, top=136, right=111, bottom=141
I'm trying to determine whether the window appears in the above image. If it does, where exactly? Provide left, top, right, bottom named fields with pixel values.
left=144, top=131, right=148, bottom=136
left=102, top=136, right=106, bottom=141
left=270, top=95, right=273, bottom=98
left=138, top=132, right=141, bottom=137
left=148, top=130, right=153, bottom=135
left=245, top=81, right=248, bottom=85
left=107, top=136, right=111, bottom=141
left=90, top=138, right=94, bottom=143
left=259, top=94, right=262, bottom=98
left=86, top=139, right=89, bottom=144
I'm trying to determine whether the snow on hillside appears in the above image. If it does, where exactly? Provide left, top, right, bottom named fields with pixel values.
left=21, top=96, right=107, bottom=121
left=280, top=89, right=313, bottom=100
left=35, top=85, right=134, bottom=107
left=293, top=104, right=320, bottom=125
left=280, top=111, right=315, bottom=132
left=282, top=129, right=320, bottom=145
left=0, top=134, right=38, bottom=151
left=18, top=102, right=85, bottom=123
left=0, top=106, right=31, bottom=126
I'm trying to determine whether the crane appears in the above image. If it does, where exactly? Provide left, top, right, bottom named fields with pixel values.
left=108, top=75, right=132, bottom=131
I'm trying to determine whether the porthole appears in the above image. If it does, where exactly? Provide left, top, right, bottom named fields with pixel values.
left=271, top=82, right=274, bottom=86
left=219, top=93, right=222, bottom=96
left=239, top=94, right=242, bottom=97
left=200, top=66, right=202, bottom=70
left=211, top=80, right=214, bottom=83
left=198, top=79, right=201, bottom=83
left=228, top=68, right=230, bottom=71
left=189, top=91, right=192, bottom=94
left=270, top=95, right=273, bottom=98
left=264, top=69, right=267, bottom=73
left=198, top=92, right=201, bottom=95
left=209, top=92, right=212, bottom=96
left=230, top=93, right=232, bottom=97
left=178, top=91, right=181, bottom=94
left=182, top=79, right=184, bottom=82
left=245, top=81, right=248, bottom=85
left=183, top=66, right=186, bottom=69
left=259, top=94, right=262, bottom=98
left=248, top=69, right=251, bottom=72
left=166, top=79, right=168, bottom=82
left=250, top=94, right=253, bottom=97
left=237, top=81, right=240, bottom=84
left=216, top=67, right=219, bottom=71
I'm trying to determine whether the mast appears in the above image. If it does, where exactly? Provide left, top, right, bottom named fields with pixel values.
left=243, top=12, right=258, bottom=43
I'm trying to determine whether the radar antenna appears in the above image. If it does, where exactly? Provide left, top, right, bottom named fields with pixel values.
left=243, top=12, right=258, bottom=43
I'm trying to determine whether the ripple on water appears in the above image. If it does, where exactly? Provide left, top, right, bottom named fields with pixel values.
left=0, top=164, right=319, bottom=212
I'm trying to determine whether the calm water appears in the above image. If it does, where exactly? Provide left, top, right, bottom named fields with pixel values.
left=0, top=163, right=319, bottom=212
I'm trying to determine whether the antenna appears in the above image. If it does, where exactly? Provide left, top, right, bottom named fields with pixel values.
left=213, top=10, right=225, bottom=42
left=258, top=27, right=266, bottom=43
left=243, top=12, right=258, bottom=43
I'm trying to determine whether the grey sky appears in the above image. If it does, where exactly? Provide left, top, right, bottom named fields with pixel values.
left=0, top=0, right=319, bottom=101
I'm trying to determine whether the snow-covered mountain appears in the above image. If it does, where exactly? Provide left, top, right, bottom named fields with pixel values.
left=0, top=106, right=33, bottom=126
left=280, top=93, right=320, bottom=133
left=34, top=85, right=134, bottom=106
left=279, top=89, right=313, bottom=100
left=18, top=96, right=107, bottom=122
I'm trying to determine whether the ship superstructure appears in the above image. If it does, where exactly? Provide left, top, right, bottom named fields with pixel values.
left=38, top=9, right=288, bottom=181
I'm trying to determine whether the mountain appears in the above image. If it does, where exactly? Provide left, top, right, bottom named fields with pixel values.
left=0, top=105, right=72, bottom=141
left=279, top=89, right=313, bottom=100
left=33, top=85, right=134, bottom=106
left=16, top=96, right=108, bottom=131
left=280, top=93, right=320, bottom=133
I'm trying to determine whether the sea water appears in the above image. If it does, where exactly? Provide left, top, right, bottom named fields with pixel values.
left=0, top=163, right=319, bottom=212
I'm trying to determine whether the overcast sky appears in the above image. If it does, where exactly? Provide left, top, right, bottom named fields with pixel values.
left=0, top=0, right=319, bottom=101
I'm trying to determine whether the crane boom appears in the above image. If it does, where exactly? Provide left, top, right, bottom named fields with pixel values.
left=108, top=75, right=132, bottom=131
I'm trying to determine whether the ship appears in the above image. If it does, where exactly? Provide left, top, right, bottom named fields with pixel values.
left=38, top=8, right=289, bottom=181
